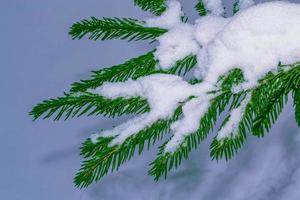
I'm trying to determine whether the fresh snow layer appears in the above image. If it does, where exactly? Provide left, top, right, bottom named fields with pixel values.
left=202, top=0, right=225, bottom=16
left=151, top=1, right=300, bottom=88
left=200, top=1, right=300, bottom=88
left=90, top=74, right=213, bottom=146
left=165, top=96, right=211, bottom=152
left=217, top=94, right=251, bottom=139
left=145, top=0, right=183, bottom=29
left=91, top=1, right=300, bottom=151
left=154, top=24, right=199, bottom=69
left=194, top=16, right=229, bottom=46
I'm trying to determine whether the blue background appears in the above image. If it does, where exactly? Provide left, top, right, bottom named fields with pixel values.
left=1, top=0, right=300, bottom=199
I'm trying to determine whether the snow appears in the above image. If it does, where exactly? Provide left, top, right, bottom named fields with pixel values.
left=153, top=1, right=300, bottom=87
left=90, top=1, right=300, bottom=150
left=217, top=94, right=251, bottom=139
left=200, top=2, right=300, bottom=89
left=145, top=0, right=183, bottom=29
left=194, top=16, right=229, bottom=46
left=154, top=24, right=199, bottom=69
left=165, top=96, right=211, bottom=152
left=90, top=74, right=212, bottom=145
left=202, top=0, right=225, bottom=16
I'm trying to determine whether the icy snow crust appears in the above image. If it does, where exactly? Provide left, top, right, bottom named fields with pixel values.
left=90, top=1, right=300, bottom=152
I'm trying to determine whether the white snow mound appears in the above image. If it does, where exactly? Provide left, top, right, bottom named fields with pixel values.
left=90, top=1, right=300, bottom=151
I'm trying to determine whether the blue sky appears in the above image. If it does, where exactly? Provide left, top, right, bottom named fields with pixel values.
left=1, top=0, right=299, bottom=199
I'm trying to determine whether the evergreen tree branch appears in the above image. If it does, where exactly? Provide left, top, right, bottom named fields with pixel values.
left=148, top=69, right=245, bottom=180
left=251, top=81, right=288, bottom=137
left=149, top=93, right=232, bottom=180
left=195, top=0, right=207, bottom=16
left=293, top=88, right=300, bottom=126
left=74, top=106, right=183, bottom=188
left=210, top=92, right=250, bottom=161
left=233, top=0, right=240, bottom=15
left=31, top=53, right=198, bottom=121
left=69, top=17, right=167, bottom=41
left=29, top=92, right=149, bottom=121
left=70, top=51, right=158, bottom=93
left=250, top=64, right=300, bottom=136
left=70, top=52, right=197, bottom=93
left=167, top=54, right=197, bottom=76
left=210, top=64, right=300, bottom=160
left=210, top=83, right=289, bottom=161
left=134, top=0, right=167, bottom=16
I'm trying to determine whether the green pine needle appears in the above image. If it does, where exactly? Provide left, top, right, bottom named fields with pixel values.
left=29, top=92, right=149, bottom=121
left=134, top=0, right=167, bottom=16
left=69, top=17, right=167, bottom=41
left=252, top=85, right=288, bottom=137
left=195, top=0, right=207, bottom=16
left=233, top=0, right=239, bottom=14
left=210, top=64, right=300, bottom=161
left=148, top=69, right=245, bottom=180
left=70, top=51, right=158, bottom=93
left=167, top=54, right=197, bottom=76
left=293, top=88, right=300, bottom=126
left=70, top=52, right=197, bottom=93
left=210, top=92, right=250, bottom=161
left=74, top=106, right=182, bottom=188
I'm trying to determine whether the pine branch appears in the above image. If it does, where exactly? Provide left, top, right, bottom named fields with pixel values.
left=250, top=64, right=300, bottom=136
left=210, top=92, right=250, bottom=161
left=210, top=83, right=288, bottom=161
left=70, top=52, right=197, bottom=93
left=31, top=53, right=198, bottom=122
left=29, top=93, right=149, bottom=121
left=167, top=54, right=197, bottom=76
left=233, top=0, right=239, bottom=15
left=69, top=17, right=167, bottom=41
left=252, top=81, right=288, bottom=137
left=148, top=69, right=245, bottom=180
left=134, top=0, right=166, bottom=16
left=70, top=51, right=158, bottom=93
left=149, top=93, right=231, bottom=180
left=210, top=64, right=300, bottom=160
left=195, top=0, right=207, bottom=16
left=293, top=88, right=300, bottom=126
left=74, top=106, right=182, bottom=188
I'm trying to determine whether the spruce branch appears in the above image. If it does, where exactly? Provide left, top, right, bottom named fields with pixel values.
left=210, top=64, right=300, bottom=160
left=29, top=93, right=149, bottom=121
left=69, top=17, right=167, bottom=41
left=210, top=84, right=288, bottom=161
left=210, top=92, right=250, bottom=161
left=31, top=53, right=198, bottom=122
left=74, top=106, right=183, bottom=188
left=134, top=0, right=166, bottom=16
left=293, top=88, right=300, bottom=126
left=149, top=93, right=231, bottom=180
left=249, top=64, right=300, bottom=137
left=251, top=81, right=288, bottom=137
left=233, top=0, right=240, bottom=14
left=70, top=51, right=158, bottom=93
left=70, top=52, right=197, bottom=93
left=149, top=69, right=245, bottom=180
left=167, top=54, right=197, bottom=76
left=195, top=0, right=207, bottom=16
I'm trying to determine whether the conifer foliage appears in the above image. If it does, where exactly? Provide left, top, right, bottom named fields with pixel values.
left=30, top=0, right=300, bottom=188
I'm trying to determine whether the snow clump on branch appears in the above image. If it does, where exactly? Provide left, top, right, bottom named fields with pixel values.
left=90, top=0, right=300, bottom=152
